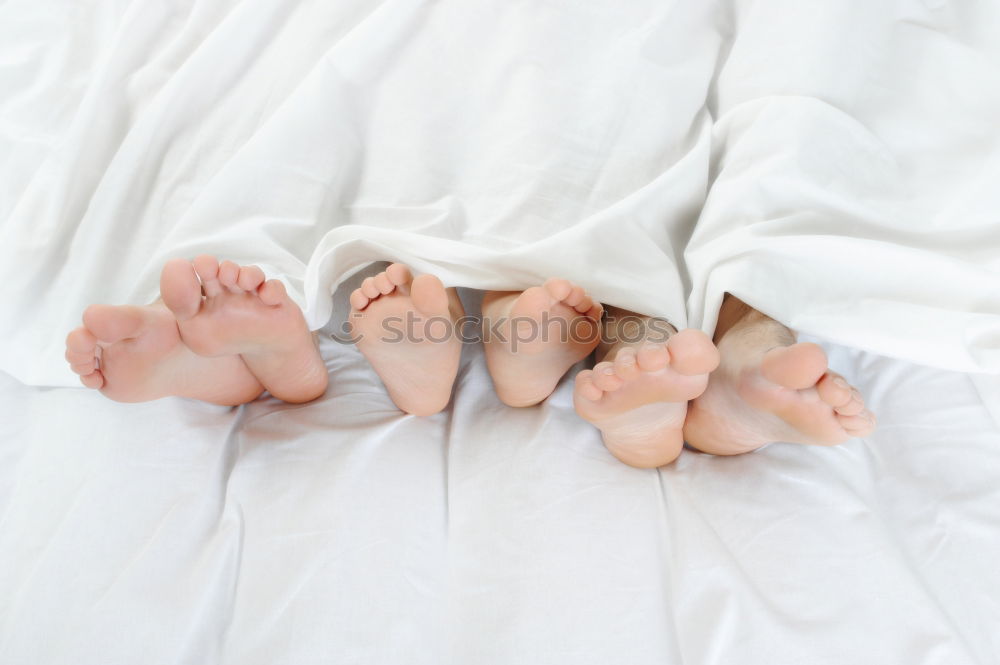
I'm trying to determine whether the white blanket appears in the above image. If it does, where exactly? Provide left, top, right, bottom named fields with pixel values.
left=687, top=0, right=1000, bottom=372
left=1, top=0, right=998, bottom=387
left=3, top=3, right=1000, bottom=664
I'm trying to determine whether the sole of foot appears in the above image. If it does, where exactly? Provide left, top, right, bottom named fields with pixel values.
left=349, top=263, right=463, bottom=416
left=65, top=303, right=264, bottom=405
left=574, top=329, right=719, bottom=468
left=483, top=279, right=604, bottom=407
left=684, top=339, right=876, bottom=455
left=160, top=255, right=328, bottom=403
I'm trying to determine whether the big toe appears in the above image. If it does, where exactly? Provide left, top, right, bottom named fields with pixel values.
left=816, top=372, right=856, bottom=410
left=410, top=274, right=449, bottom=315
left=258, top=279, right=290, bottom=306
left=509, top=286, right=554, bottom=319
left=760, top=342, right=828, bottom=390
left=667, top=329, right=720, bottom=375
left=161, top=258, right=203, bottom=320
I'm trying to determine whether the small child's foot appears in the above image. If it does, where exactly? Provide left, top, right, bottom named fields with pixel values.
left=482, top=279, right=603, bottom=407
left=349, top=264, right=464, bottom=416
left=574, top=329, right=719, bottom=467
left=160, top=256, right=328, bottom=403
left=684, top=304, right=876, bottom=455
left=65, top=303, right=264, bottom=405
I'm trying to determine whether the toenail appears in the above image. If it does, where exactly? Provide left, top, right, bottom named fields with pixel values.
left=833, top=377, right=850, bottom=389
left=602, top=367, right=615, bottom=374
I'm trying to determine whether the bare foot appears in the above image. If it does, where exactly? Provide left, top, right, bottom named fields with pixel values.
left=482, top=279, right=603, bottom=407
left=574, top=328, right=719, bottom=468
left=160, top=255, right=328, bottom=403
left=65, top=303, right=264, bottom=405
left=684, top=297, right=876, bottom=455
left=349, top=264, right=464, bottom=416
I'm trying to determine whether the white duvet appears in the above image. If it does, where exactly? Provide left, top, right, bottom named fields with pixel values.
left=1, top=0, right=998, bottom=386
left=2, top=1, right=1000, bottom=664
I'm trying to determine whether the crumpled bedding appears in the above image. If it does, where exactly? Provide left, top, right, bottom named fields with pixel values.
left=1, top=327, right=999, bottom=665
left=1, top=0, right=998, bottom=387
left=2, top=1, right=1000, bottom=664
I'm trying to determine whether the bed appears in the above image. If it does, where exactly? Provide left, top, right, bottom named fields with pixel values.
left=2, top=1, right=999, bottom=663
left=3, top=328, right=1000, bottom=664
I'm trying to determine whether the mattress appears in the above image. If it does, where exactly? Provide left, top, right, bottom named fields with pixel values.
left=1, top=318, right=999, bottom=664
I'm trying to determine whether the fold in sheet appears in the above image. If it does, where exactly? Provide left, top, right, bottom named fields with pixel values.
left=686, top=0, right=1000, bottom=372
left=1, top=0, right=998, bottom=388
left=2, top=334, right=999, bottom=664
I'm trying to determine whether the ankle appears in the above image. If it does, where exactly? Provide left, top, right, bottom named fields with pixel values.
left=714, top=296, right=794, bottom=347
left=597, top=309, right=676, bottom=360
left=713, top=294, right=755, bottom=343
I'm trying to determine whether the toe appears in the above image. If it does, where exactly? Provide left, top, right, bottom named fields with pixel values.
left=80, top=370, right=104, bottom=389
left=816, top=372, right=853, bottom=408
left=666, top=329, right=720, bottom=375
left=571, top=294, right=595, bottom=316
left=510, top=286, right=554, bottom=319
left=374, top=272, right=394, bottom=295
left=410, top=274, right=449, bottom=315
left=350, top=288, right=370, bottom=311
left=760, top=342, right=828, bottom=390
left=218, top=260, right=241, bottom=292
left=574, top=370, right=604, bottom=402
left=564, top=285, right=586, bottom=308
left=65, top=348, right=90, bottom=364
left=612, top=347, right=641, bottom=380
left=636, top=343, right=669, bottom=372
left=838, top=410, right=876, bottom=437
left=70, top=358, right=98, bottom=375
left=543, top=278, right=573, bottom=302
left=258, top=279, right=288, bottom=306
left=386, top=263, right=412, bottom=286
left=161, top=258, right=203, bottom=321
left=592, top=361, right=624, bottom=391
left=835, top=393, right=866, bottom=417
left=193, top=255, right=223, bottom=297
left=65, top=327, right=100, bottom=378
left=66, top=327, right=98, bottom=354
left=361, top=277, right=381, bottom=299
left=237, top=265, right=266, bottom=291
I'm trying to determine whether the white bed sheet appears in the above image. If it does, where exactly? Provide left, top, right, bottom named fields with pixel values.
left=1, top=319, right=999, bottom=665
left=2, top=1, right=1000, bottom=663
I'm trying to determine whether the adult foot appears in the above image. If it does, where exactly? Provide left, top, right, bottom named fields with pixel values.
left=482, top=280, right=603, bottom=407
left=574, top=329, right=719, bottom=468
left=65, top=303, right=264, bottom=405
left=160, top=255, right=328, bottom=403
left=349, top=263, right=464, bottom=416
left=684, top=299, right=876, bottom=455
